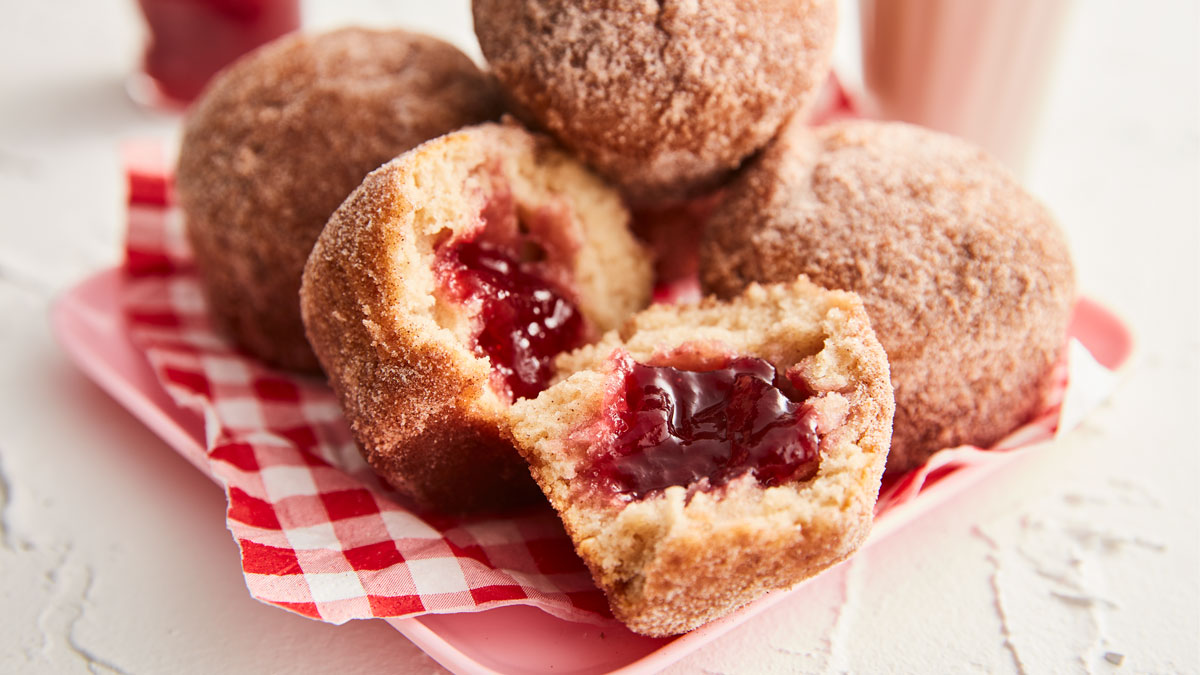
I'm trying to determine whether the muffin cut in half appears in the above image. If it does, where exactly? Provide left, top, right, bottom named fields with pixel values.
left=506, top=278, right=894, bottom=635
left=301, top=122, right=653, bottom=512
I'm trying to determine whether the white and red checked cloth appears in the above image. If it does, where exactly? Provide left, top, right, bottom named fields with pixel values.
left=117, top=133, right=1111, bottom=628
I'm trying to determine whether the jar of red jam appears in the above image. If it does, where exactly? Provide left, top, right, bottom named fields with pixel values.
left=131, top=0, right=301, bottom=107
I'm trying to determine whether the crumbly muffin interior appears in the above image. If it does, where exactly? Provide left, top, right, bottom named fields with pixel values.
left=506, top=277, right=894, bottom=635
left=299, top=122, right=653, bottom=511
left=374, top=122, right=654, bottom=405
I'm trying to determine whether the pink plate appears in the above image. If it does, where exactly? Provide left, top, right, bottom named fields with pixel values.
left=52, top=268, right=1132, bottom=675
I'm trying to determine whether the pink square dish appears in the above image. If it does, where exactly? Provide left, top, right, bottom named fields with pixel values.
left=52, top=267, right=1132, bottom=674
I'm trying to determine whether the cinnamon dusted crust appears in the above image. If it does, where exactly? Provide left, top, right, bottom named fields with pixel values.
left=700, top=120, right=1076, bottom=472
left=472, top=0, right=837, bottom=205
left=177, top=27, right=503, bottom=372
left=506, top=278, right=894, bottom=635
left=300, top=122, right=653, bottom=512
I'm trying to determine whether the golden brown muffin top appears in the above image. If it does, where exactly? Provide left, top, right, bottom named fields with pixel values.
left=701, top=120, right=1076, bottom=470
left=473, top=0, right=837, bottom=204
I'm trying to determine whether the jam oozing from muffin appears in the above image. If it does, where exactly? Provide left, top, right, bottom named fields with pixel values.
left=587, top=354, right=821, bottom=499
left=438, top=240, right=584, bottom=402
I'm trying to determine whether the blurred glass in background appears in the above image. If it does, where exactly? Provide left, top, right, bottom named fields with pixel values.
left=857, top=0, right=1074, bottom=174
left=130, top=0, right=300, bottom=107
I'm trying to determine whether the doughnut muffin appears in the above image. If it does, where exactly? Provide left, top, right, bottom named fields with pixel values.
left=506, top=278, right=894, bottom=635
left=472, top=0, right=837, bottom=205
left=700, top=120, right=1076, bottom=472
left=177, top=28, right=504, bottom=371
left=301, top=122, right=653, bottom=512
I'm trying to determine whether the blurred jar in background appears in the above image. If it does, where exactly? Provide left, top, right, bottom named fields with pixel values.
left=130, top=0, right=301, bottom=107
left=858, top=0, right=1073, bottom=174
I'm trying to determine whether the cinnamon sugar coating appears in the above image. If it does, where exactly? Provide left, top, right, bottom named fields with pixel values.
left=301, top=123, right=652, bottom=512
left=177, top=28, right=503, bottom=372
left=472, top=0, right=837, bottom=205
left=700, top=120, right=1076, bottom=472
left=507, top=279, right=894, bottom=635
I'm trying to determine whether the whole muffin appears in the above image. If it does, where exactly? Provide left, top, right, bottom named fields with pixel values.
left=176, top=28, right=504, bottom=371
left=472, top=0, right=837, bottom=205
left=700, top=120, right=1076, bottom=472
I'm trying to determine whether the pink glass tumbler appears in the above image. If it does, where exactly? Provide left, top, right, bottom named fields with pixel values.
left=131, top=0, right=301, bottom=107
left=858, top=0, right=1073, bottom=174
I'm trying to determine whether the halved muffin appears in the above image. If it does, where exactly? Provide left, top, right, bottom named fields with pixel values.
left=506, top=277, right=894, bottom=635
left=301, top=121, right=653, bottom=512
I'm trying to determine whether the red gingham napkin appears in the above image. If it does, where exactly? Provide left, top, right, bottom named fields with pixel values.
left=116, top=124, right=1078, bottom=627
left=122, top=142, right=608, bottom=624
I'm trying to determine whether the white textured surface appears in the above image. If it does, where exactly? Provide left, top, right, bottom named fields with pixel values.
left=1, top=1, right=1196, bottom=673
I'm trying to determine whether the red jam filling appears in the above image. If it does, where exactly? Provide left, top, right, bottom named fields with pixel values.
left=585, top=355, right=820, bottom=500
left=438, top=240, right=584, bottom=402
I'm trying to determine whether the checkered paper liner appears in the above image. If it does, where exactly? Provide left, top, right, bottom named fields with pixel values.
left=118, top=138, right=1087, bottom=628
left=123, top=144, right=608, bottom=624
